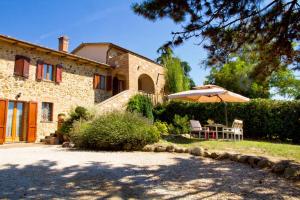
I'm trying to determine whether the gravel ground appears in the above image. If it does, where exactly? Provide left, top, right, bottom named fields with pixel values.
left=0, top=145, right=299, bottom=200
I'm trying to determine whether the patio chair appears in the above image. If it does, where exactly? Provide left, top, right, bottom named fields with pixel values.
left=189, top=120, right=210, bottom=139
left=223, top=119, right=243, bottom=141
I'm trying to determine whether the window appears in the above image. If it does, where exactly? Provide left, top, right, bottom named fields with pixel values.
left=41, top=102, right=53, bottom=122
left=93, top=74, right=106, bottom=90
left=14, top=55, right=30, bottom=78
left=43, top=64, right=54, bottom=81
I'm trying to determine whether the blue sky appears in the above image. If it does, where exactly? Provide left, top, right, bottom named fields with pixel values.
left=0, top=0, right=209, bottom=85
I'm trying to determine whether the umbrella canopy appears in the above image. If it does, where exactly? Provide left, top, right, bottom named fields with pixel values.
left=168, top=85, right=250, bottom=103
left=167, top=85, right=250, bottom=126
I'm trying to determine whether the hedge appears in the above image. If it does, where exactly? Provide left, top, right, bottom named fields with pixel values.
left=153, top=99, right=300, bottom=143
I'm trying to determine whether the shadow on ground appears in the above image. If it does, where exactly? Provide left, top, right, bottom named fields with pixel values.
left=0, top=153, right=299, bottom=199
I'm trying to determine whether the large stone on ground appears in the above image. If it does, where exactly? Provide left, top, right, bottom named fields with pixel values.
left=166, top=145, right=175, bottom=152
left=142, top=145, right=154, bottom=152
left=190, top=147, right=204, bottom=156
left=154, top=145, right=167, bottom=152
left=184, top=148, right=191, bottom=153
left=237, top=155, right=249, bottom=163
left=203, top=151, right=211, bottom=157
left=175, top=147, right=184, bottom=153
left=257, top=159, right=272, bottom=168
left=216, top=152, right=230, bottom=160
left=248, top=156, right=261, bottom=167
left=272, top=161, right=290, bottom=174
left=230, top=154, right=241, bottom=162
left=209, top=152, right=220, bottom=159
left=284, top=166, right=300, bottom=179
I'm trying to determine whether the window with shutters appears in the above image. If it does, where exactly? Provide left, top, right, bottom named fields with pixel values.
left=41, top=102, right=53, bottom=122
left=43, top=63, right=54, bottom=81
left=14, top=55, right=30, bottom=78
left=94, top=74, right=106, bottom=90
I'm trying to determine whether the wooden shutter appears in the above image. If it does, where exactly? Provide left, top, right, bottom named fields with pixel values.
left=23, top=57, right=30, bottom=78
left=106, top=76, right=112, bottom=91
left=27, top=102, right=38, bottom=143
left=93, top=74, right=100, bottom=89
left=36, top=60, right=43, bottom=80
left=55, top=64, right=63, bottom=83
left=0, top=99, right=8, bottom=144
left=14, top=55, right=24, bottom=76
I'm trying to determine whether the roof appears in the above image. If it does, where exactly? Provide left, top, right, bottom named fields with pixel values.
left=0, top=34, right=110, bottom=68
left=72, top=42, right=163, bottom=67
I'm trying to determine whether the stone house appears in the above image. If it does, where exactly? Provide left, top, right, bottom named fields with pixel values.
left=0, top=34, right=165, bottom=144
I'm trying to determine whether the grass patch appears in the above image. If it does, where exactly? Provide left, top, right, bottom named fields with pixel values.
left=159, top=136, right=300, bottom=162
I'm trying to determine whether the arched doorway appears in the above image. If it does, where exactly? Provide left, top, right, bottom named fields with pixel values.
left=138, top=74, right=155, bottom=94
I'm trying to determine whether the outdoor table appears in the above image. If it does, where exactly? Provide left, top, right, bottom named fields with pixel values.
left=204, top=124, right=226, bottom=140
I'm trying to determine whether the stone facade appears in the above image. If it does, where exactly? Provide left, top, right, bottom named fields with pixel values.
left=0, top=36, right=165, bottom=143
left=0, top=40, right=111, bottom=140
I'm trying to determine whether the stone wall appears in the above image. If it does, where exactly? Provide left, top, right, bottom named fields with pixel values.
left=0, top=41, right=111, bottom=141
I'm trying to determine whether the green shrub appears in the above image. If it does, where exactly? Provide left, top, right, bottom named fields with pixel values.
left=60, top=106, right=91, bottom=137
left=154, top=121, right=169, bottom=135
left=127, top=94, right=153, bottom=119
left=70, top=112, right=160, bottom=150
left=168, top=114, right=190, bottom=135
left=153, top=100, right=300, bottom=143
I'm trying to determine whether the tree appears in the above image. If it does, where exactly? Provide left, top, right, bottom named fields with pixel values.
left=132, top=0, right=300, bottom=81
left=157, top=48, right=191, bottom=93
left=205, top=58, right=270, bottom=98
left=180, top=61, right=196, bottom=89
left=205, top=46, right=300, bottom=99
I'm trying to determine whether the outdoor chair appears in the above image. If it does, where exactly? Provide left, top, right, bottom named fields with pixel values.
left=223, top=119, right=243, bottom=141
left=189, top=120, right=210, bottom=139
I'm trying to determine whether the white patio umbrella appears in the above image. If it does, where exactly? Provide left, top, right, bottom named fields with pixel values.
left=167, top=85, right=250, bottom=126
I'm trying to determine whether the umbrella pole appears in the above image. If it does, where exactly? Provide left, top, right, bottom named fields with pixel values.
left=224, top=102, right=228, bottom=126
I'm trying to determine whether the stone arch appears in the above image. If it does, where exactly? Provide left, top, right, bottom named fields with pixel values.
left=138, top=74, right=155, bottom=94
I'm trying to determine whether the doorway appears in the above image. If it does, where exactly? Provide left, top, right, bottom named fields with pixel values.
left=112, top=77, right=125, bottom=95
left=5, top=101, right=25, bottom=142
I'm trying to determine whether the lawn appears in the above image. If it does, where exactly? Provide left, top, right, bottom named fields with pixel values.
left=159, top=136, right=300, bottom=162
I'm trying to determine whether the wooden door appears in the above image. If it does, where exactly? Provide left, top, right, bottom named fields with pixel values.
left=0, top=99, right=8, bottom=144
left=27, top=102, right=38, bottom=143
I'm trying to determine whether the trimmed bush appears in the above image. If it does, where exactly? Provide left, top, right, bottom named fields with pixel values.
left=153, top=99, right=300, bottom=143
left=154, top=121, right=169, bottom=135
left=70, top=112, right=160, bottom=150
left=59, top=106, right=91, bottom=137
left=168, top=114, right=191, bottom=135
left=127, top=94, right=153, bottom=119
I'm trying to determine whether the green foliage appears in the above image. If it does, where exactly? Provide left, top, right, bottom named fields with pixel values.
left=59, top=106, right=91, bottom=136
left=205, top=57, right=270, bottom=98
left=133, top=0, right=300, bottom=80
left=154, top=100, right=300, bottom=143
left=157, top=48, right=192, bottom=93
left=69, top=112, right=160, bottom=150
left=168, top=114, right=190, bottom=135
left=270, top=68, right=300, bottom=99
left=154, top=121, right=169, bottom=135
left=127, top=94, right=153, bottom=119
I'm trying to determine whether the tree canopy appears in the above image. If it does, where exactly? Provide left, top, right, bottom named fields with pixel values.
left=133, top=0, right=300, bottom=81
left=157, top=48, right=192, bottom=93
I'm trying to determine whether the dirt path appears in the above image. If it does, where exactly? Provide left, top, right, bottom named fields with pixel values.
left=0, top=145, right=299, bottom=199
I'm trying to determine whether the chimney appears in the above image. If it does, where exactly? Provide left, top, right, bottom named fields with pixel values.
left=58, top=35, right=69, bottom=52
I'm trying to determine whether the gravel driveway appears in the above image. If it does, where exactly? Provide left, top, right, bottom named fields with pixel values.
left=0, top=145, right=299, bottom=200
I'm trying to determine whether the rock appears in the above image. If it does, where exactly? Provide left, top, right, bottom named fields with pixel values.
left=123, top=143, right=132, bottom=151
left=142, top=145, right=154, bottom=152
left=166, top=145, right=175, bottom=152
left=154, top=145, right=167, bottom=152
left=230, top=154, right=241, bottom=162
left=272, top=161, right=290, bottom=174
left=257, top=159, right=271, bottom=168
left=284, top=166, right=300, bottom=179
left=203, top=151, right=211, bottom=157
left=238, top=155, right=249, bottom=163
left=184, top=148, right=191, bottom=153
left=248, top=156, right=260, bottom=167
left=190, top=147, right=204, bottom=156
left=175, top=148, right=184, bottom=153
left=209, top=152, right=219, bottom=159
left=62, top=142, right=70, bottom=148
left=216, top=152, right=230, bottom=160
